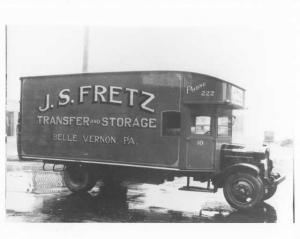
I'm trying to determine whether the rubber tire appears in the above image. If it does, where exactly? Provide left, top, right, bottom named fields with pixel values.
left=223, top=172, right=264, bottom=210
left=263, top=184, right=277, bottom=200
left=63, top=164, right=96, bottom=193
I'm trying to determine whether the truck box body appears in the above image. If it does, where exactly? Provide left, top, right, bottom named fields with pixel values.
left=18, top=71, right=245, bottom=171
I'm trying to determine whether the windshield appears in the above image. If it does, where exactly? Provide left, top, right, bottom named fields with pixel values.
left=216, top=108, right=244, bottom=138
left=217, top=116, right=230, bottom=136
left=232, top=109, right=244, bottom=142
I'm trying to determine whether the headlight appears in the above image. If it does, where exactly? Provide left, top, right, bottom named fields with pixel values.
left=261, top=158, right=268, bottom=171
left=265, top=148, right=270, bottom=160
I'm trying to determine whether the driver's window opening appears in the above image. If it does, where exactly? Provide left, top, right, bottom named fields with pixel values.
left=162, top=111, right=180, bottom=136
left=191, top=116, right=211, bottom=135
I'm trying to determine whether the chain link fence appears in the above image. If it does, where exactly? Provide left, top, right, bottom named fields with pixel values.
left=31, top=171, right=66, bottom=194
left=6, top=161, right=68, bottom=194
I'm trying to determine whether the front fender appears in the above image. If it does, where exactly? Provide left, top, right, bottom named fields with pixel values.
left=213, top=163, right=261, bottom=188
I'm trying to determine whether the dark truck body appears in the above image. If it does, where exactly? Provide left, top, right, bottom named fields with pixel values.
left=18, top=71, right=284, bottom=210
left=18, top=71, right=242, bottom=171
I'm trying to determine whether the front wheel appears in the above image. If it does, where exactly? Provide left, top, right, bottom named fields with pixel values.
left=263, top=183, right=277, bottom=200
left=63, top=164, right=97, bottom=193
left=223, top=172, right=264, bottom=210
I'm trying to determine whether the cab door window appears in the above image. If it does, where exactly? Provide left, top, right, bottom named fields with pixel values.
left=191, top=116, right=211, bottom=135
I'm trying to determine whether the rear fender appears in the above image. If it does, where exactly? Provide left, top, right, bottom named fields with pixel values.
left=213, top=163, right=261, bottom=188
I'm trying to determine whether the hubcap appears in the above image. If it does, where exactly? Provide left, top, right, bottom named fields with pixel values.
left=231, top=180, right=255, bottom=204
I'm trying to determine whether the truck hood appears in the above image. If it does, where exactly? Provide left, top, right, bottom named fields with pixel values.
left=221, top=143, right=268, bottom=160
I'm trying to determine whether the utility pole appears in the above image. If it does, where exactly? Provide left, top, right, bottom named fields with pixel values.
left=82, top=27, right=89, bottom=73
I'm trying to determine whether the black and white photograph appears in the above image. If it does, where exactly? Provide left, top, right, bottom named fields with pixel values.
left=2, top=1, right=299, bottom=231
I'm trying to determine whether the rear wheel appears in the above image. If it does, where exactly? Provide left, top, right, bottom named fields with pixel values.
left=223, top=172, right=264, bottom=210
left=63, top=164, right=97, bottom=193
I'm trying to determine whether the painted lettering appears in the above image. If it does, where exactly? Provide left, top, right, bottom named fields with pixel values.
left=53, top=133, right=77, bottom=142
left=93, top=85, right=107, bottom=103
left=123, top=136, right=135, bottom=145
left=140, top=91, right=155, bottom=113
left=37, top=115, right=90, bottom=126
left=79, top=85, right=92, bottom=103
left=125, top=88, right=138, bottom=106
left=109, top=86, right=122, bottom=104
left=39, top=94, right=51, bottom=112
left=83, top=135, right=117, bottom=144
left=186, top=82, right=207, bottom=94
left=38, top=85, right=156, bottom=113
left=58, top=89, right=70, bottom=106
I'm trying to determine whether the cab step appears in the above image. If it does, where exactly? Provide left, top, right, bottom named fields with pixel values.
left=178, top=186, right=215, bottom=193
left=178, top=177, right=217, bottom=193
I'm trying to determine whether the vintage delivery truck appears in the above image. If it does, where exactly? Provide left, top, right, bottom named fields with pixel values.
left=17, top=71, right=285, bottom=210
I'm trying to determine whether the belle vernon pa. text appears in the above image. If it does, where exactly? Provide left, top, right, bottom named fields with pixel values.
left=53, top=133, right=136, bottom=145
left=37, top=115, right=157, bottom=145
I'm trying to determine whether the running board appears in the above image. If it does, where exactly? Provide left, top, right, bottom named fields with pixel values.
left=178, top=177, right=217, bottom=193
left=178, top=186, right=216, bottom=193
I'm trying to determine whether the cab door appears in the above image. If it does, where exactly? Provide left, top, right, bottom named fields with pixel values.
left=186, top=115, right=215, bottom=170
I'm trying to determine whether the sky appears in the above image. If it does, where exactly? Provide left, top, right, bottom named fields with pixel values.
left=6, top=25, right=297, bottom=142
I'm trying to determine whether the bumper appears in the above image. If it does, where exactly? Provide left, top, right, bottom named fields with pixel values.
left=274, top=175, right=286, bottom=185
